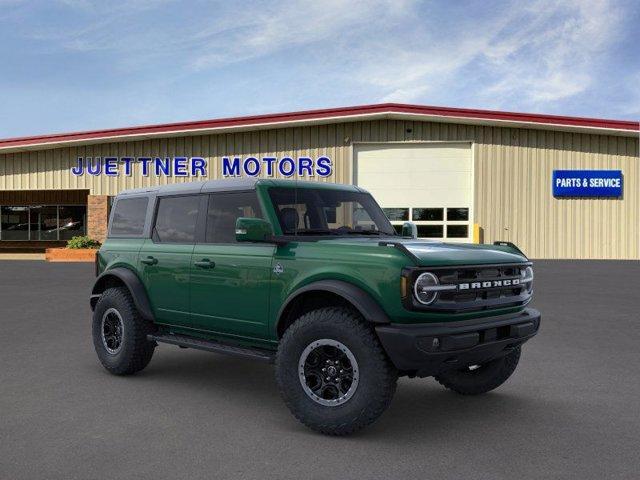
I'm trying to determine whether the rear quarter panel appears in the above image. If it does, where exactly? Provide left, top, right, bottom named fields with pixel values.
left=97, top=238, right=146, bottom=275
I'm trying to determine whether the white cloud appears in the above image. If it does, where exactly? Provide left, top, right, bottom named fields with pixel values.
left=349, top=0, right=624, bottom=109
left=190, top=0, right=413, bottom=69
left=480, top=0, right=623, bottom=106
left=9, top=0, right=633, bottom=116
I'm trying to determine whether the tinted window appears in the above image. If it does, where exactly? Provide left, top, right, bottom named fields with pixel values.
left=58, top=206, right=86, bottom=240
left=154, top=195, right=200, bottom=243
left=417, top=225, right=443, bottom=238
left=413, top=208, right=443, bottom=221
left=110, top=197, right=148, bottom=236
left=206, top=192, right=262, bottom=243
left=447, top=225, right=468, bottom=238
left=1, top=206, right=29, bottom=240
left=383, top=208, right=409, bottom=221
left=447, top=208, right=469, bottom=221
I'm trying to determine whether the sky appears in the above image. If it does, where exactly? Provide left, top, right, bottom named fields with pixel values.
left=1, top=0, right=639, bottom=138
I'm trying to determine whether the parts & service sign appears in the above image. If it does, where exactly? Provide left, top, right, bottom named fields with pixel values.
left=552, top=170, right=623, bottom=198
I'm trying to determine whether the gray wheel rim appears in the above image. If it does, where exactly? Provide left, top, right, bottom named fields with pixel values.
left=101, top=307, right=124, bottom=355
left=298, top=339, right=359, bottom=407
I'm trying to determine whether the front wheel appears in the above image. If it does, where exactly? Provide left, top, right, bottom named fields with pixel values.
left=435, top=347, right=521, bottom=395
left=275, top=307, right=397, bottom=436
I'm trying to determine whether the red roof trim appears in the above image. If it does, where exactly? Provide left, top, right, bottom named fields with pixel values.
left=1, top=103, right=637, bottom=149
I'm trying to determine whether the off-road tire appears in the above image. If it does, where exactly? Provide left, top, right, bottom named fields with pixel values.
left=275, top=307, right=397, bottom=436
left=92, top=287, right=156, bottom=375
left=435, top=347, right=521, bottom=395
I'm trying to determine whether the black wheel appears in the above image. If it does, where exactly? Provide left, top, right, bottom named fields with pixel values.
left=92, top=287, right=156, bottom=375
left=435, top=347, right=521, bottom=395
left=275, top=307, right=397, bottom=436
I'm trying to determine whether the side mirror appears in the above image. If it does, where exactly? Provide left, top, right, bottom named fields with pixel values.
left=235, top=217, right=273, bottom=242
left=401, top=221, right=418, bottom=239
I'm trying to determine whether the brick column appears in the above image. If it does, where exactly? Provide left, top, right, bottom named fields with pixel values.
left=87, top=195, right=109, bottom=243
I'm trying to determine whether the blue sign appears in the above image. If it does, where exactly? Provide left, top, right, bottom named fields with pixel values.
left=552, top=170, right=623, bottom=198
left=221, top=156, right=332, bottom=178
left=71, top=157, right=207, bottom=177
left=70, top=155, right=333, bottom=178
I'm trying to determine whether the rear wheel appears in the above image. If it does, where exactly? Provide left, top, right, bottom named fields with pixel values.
left=275, top=307, right=397, bottom=436
left=435, top=347, right=521, bottom=395
left=92, top=287, right=156, bottom=375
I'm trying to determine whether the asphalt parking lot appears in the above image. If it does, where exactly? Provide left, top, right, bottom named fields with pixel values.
left=1, top=260, right=639, bottom=480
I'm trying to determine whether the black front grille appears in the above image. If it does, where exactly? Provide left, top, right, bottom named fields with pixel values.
left=405, top=263, right=532, bottom=313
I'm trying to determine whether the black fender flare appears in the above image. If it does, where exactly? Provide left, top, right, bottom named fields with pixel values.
left=277, top=280, right=391, bottom=331
left=90, top=267, right=154, bottom=321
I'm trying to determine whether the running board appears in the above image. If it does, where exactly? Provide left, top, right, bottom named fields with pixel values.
left=147, top=333, right=275, bottom=364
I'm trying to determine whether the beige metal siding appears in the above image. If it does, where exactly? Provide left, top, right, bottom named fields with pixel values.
left=0, top=120, right=637, bottom=259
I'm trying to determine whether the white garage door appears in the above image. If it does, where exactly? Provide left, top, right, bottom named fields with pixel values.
left=354, top=143, right=473, bottom=242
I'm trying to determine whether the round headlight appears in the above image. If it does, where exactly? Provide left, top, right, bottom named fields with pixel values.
left=521, top=266, right=534, bottom=292
left=414, top=272, right=439, bottom=305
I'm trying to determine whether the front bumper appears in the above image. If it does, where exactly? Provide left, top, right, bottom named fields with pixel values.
left=375, top=308, right=541, bottom=377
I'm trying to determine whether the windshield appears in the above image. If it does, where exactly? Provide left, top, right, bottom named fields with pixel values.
left=268, top=187, right=396, bottom=236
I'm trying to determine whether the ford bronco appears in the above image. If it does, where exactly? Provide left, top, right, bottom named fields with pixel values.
left=91, top=178, right=540, bottom=435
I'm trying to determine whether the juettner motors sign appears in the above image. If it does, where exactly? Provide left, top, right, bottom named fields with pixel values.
left=552, top=170, right=623, bottom=198
left=70, top=156, right=333, bottom=178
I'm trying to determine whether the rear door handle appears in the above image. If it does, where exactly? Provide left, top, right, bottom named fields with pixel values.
left=141, top=256, right=158, bottom=266
left=194, top=258, right=215, bottom=269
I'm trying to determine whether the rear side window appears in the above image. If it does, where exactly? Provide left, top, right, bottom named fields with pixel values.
left=153, top=195, right=200, bottom=244
left=205, top=192, right=262, bottom=243
left=110, top=197, right=148, bottom=237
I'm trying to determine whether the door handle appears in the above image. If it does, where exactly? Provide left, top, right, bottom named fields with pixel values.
left=141, top=256, right=158, bottom=266
left=194, top=258, right=215, bottom=269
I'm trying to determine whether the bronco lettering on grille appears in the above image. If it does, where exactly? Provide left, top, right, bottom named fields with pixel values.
left=458, top=278, right=521, bottom=290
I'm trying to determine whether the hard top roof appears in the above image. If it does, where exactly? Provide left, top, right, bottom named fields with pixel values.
left=116, top=178, right=361, bottom=197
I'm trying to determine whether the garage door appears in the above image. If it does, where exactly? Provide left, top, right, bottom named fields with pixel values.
left=354, top=143, right=473, bottom=242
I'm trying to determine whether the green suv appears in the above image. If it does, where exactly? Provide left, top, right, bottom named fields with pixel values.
left=91, top=178, right=540, bottom=435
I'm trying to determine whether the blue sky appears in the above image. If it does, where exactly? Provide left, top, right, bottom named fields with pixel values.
left=1, top=0, right=638, bottom=138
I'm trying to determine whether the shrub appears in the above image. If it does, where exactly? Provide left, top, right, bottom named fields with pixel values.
left=66, top=236, right=101, bottom=249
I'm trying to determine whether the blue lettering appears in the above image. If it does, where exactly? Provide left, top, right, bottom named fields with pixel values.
left=191, top=157, right=206, bottom=176
left=71, top=157, right=84, bottom=176
left=263, top=157, right=276, bottom=176
left=243, top=157, right=260, bottom=176
left=139, top=157, right=151, bottom=176
left=154, top=157, right=170, bottom=176
left=279, top=157, right=295, bottom=177
left=121, top=157, right=133, bottom=176
left=222, top=157, right=241, bottom=176
left=87, top=157, right=102, bottom=175
left=316, top=156, right=332, bottom=177
left=104, top=157, right=118, bottom=176
left=173, top=157, right=188, bottom=176
left=298, top=157, right=313, bottom=176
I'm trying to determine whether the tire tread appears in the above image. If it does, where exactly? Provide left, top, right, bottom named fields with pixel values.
left=92, top=286, right=155, bottom=376
left=276, top=307, right=397, bottom=436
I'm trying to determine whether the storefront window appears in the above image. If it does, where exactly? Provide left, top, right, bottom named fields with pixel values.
left=0, top=205, right=86, bottom=241
left=30, top=206, right=58, bottom=240
left=1, top=207, right=30, bottom=240
left=58, top=206, right=86, bottom=240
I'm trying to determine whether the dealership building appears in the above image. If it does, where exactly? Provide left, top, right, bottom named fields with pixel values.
left=0, top=103, right=637, bottom=259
